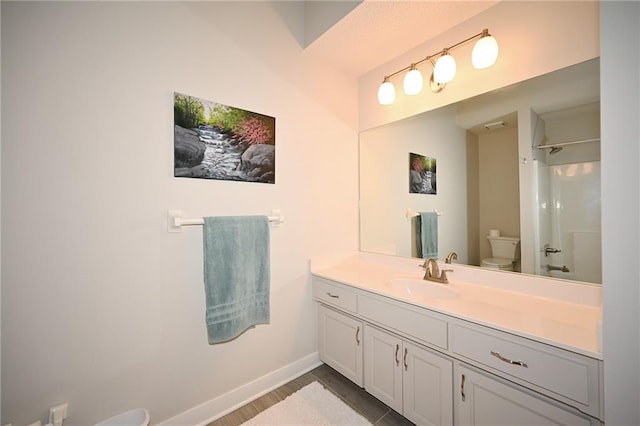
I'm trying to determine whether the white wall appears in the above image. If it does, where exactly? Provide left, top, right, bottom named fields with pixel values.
left=1, top=2, right=358, bottom=425
left=601, top=2, right=640, bottom=425
left=359, top=105, right=468, bottom=260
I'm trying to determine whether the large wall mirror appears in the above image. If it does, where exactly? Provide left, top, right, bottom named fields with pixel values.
left=360, top=58, right=601, bottom=285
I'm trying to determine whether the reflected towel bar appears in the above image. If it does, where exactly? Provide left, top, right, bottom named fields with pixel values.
left=405, top=209, right=443, bottom=220
left=167, top=209, right=284, bottom=233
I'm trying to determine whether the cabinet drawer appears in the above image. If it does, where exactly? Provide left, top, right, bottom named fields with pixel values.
left=312, top=278, right=357, bottom=313
left=358, top=295, right=447, bottom=349
left=451, top=324, right=600, bottom=412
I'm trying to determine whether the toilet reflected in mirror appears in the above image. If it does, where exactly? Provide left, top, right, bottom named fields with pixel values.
left=481, top=235, right=521, bottom=271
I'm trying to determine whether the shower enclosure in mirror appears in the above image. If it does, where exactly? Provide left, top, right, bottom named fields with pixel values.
left=532, top=104, right=601, bottom=283
left=359, top=58, right=601, bottom=284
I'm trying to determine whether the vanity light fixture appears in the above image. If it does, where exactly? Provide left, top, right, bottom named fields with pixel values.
left=377, top=76, right=396, bottom=105
left=433, top=48, right=456, bottom=84
left=403, top=64, right=423, bottom=95
left=472, top=29, right=499, bottom=69
left=377, top=29, right=499, bottom=105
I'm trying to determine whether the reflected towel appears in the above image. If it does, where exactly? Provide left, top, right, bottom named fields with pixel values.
left=420, top=212, right=438, bottom=259
left=203, top=216, right=270, bottom=344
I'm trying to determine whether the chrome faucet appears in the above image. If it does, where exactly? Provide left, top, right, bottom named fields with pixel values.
left=422, top=258, right=453, bottom=284
left=547, top=264, right=570, bottom=272
left=445, top=251, right=458, bottom=264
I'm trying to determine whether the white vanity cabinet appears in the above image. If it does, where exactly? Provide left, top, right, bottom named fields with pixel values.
left=311, top=275, right=603, bottom=425
left=318, top=304, right=364, bottom=386
left=364, top=324, right=453, bottom=426
left=455, top=364, right=599, bottom=426
left=450, top=323, right=602, bottom=419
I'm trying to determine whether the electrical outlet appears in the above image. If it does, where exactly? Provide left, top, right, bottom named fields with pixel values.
left=49, top=402, right=68, bottom=426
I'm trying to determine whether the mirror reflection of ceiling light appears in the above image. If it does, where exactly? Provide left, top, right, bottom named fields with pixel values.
left=484, top=120, right=506, bottom=130
left=377, top=29, right=499, bottom=105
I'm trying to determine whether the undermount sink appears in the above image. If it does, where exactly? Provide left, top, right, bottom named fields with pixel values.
left=387, top=278, right=459, bottom=300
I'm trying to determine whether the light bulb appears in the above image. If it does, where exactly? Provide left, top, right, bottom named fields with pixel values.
left=433, top=51, right=456, bottom=84
left=403, top=66, right=423, bottom=95
left=472, top=32, right=499, bottom=69
left=377, top=79, right=395, bottom=105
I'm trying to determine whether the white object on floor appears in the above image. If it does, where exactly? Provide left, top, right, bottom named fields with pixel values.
left=94, top=409, right=149, bottom=426
left=49, top=402, right=68, bottom=426
left=241, top=381, right=371, bottom=425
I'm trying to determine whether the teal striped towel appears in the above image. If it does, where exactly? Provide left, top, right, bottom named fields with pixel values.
left=203, top=216, right=270, bottom=344
left=420, top=212, right=438, bottom=259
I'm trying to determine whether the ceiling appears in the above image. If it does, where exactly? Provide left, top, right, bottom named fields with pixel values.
left=305, top=0, right=500, bottom=77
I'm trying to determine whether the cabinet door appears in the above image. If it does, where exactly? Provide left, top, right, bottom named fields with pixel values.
left=455, top=364, right=597, bottom=426
left=403, top=340, right=454, bottom=426
left=318, top=304, right=364, bottom=386
left=364, top=325, right=403, bottom=413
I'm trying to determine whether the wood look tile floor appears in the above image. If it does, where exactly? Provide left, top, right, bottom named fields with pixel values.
left=207, top=363, right=415, bottom=426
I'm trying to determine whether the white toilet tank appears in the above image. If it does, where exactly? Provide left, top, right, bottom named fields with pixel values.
left=482, top=236, right=520, bottom=271
left=487, top=235, right=520, bottom=259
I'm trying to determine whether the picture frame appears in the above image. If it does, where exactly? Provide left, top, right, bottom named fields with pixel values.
left=409, top=152, right=437, bottom=194
left=174, top=92, right=276, bottom=184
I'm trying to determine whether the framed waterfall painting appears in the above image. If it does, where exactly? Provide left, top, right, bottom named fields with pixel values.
left=409, top=152, right=437, bottom=194
left=173, top=92, right=276, bottom=184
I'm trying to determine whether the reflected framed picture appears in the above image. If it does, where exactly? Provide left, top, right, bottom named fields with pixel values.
left=409, top=152, right=437, bottom=194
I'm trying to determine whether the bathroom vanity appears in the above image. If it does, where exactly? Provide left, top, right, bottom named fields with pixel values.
left=311, top=252, right=603, bottom=425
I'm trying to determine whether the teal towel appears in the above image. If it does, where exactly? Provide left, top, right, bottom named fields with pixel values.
left=420, top=212, right=438, bottom=259
left=203, top=216, right=270, bottom=344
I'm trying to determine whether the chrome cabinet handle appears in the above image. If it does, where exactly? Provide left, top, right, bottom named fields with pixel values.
left=356, top=326, right=360, bottom=346
left=395, top=344, right=400, bottom=366
left=491, top=350, right=528, bottom=368
left=326, top=292, right=340, bottom=298
left=403, top=348, right=408, bottom=371
left=461, top=374, right=466, bottom=401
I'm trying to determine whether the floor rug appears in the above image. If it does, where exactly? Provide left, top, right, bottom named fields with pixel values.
left=241, top=381, right=372, bottom=425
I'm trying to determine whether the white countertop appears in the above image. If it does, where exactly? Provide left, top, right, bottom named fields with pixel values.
left=310, top=252, right=602, bottom=360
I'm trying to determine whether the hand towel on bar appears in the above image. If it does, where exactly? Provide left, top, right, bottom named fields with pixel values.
left=203, top=216, right=270, bottom=344
left=420, top=212, right=438, bottom=259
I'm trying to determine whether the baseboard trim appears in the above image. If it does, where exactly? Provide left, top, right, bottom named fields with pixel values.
left=156, top=352, right=321, bottom=426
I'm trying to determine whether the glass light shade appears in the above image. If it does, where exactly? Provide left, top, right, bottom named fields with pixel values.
left=433, top=54, right=456, bottom=84
left=403, top=68, right=423, bottom=95
left=377, top=80, right=396, bottom=105
left=472, top=35, right=499, bottom=69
